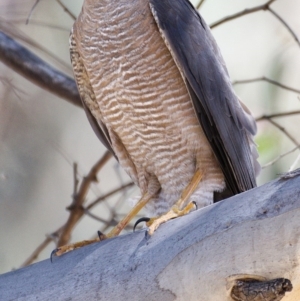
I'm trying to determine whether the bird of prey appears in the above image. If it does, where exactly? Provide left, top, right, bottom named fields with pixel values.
left=54, top=0, right=260, bottom=256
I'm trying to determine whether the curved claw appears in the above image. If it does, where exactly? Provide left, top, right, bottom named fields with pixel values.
left=50, top=248, right=60, bottom=263
left=192, top=201, right=197, bottom=210
left=97, top=230, right=107, bottom=241
left=133, top=217, right=151, bottom=232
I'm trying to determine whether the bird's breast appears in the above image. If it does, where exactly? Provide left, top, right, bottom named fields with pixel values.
left=77, top=0, right=225, bottom=213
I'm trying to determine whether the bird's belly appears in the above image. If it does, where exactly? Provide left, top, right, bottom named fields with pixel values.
left=82, top=0, right=225, bottom=213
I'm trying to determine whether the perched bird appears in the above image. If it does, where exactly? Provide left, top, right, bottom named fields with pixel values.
left=54, top=0, right=260, bottom=256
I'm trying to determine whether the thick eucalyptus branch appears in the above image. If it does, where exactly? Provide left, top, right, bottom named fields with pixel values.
left=1, top=171, right=299, bottom=301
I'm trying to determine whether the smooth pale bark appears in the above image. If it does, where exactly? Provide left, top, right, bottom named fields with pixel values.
left=0, top=170, right=299, bottom=301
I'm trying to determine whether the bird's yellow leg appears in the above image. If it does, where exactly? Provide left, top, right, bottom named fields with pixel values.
left=147, top=170, right=203, bottom=235
left=106, top=192, right=153, bottom=238
left=53, top=192, right=153, bottom=258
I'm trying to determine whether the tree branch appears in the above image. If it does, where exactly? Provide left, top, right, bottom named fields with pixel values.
left=57, top=151, right=112, bottom=247
left=268, top=7, right=300, bottom=48
left=262, top=145, right=300, bottom=169
left=233, top=76, right=300, bottom=95
left=19, top=227, right=63, bottom=268
left=210, top=0, right=277, bottom=29
left=0, top=31, right=82, bottom=108
left=210, top=1, right=300, bottom=51
left=256, top=111, right=300, bottom=122
left=1, top=171, right=299, bottom=300
left=26, top=0, right=41, bottom=25
left=56, top=0, right=76, bottom=20
left=85, top=181, right=134, bottom=210
left=266, top=118, right=299, bottom=146
left=196, top=0, right=206, bottom=9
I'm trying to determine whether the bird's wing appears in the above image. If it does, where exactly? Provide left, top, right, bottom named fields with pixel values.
left=70, top=28, right=116, bottom=158
left=150, top=0, right=259, bottom=194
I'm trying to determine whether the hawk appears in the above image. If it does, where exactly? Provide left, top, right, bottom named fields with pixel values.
left=55, top=0, right=260, bottom=256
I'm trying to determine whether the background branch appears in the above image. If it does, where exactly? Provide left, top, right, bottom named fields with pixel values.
left=233, top=77, right=300, bottom=95
left=210, top=0, right=277, bottom=28
left=0, top=31, right=82, bottom=107
left=57, top=151, right=112, bottom=247
left=266, top=119, right=299, bottom=146
left=256, top=111, right=300, bottom=122
left=262, top=145, right=300, bottom=169
left=56, top=0, right=76, bottom=20
left=268, top=7, right=300, bottom=48
left=196, top=0, right=206, bottom=9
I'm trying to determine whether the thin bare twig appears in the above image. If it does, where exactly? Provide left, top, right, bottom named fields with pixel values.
left=20, top=177, right=133, bottom=267
left=86, top=182, right=135, bottom=210
left=73, top=163, right=79, bottom=197
left=289, top=153, right=300, bottom=172
left=256, top=111, right=300, bottom=122
left=83, top=210, right=110, bottom=224
left=0, top=76, right=25, bottom=99
left=233, top=77, right=300, bottom=94
left=12, top=19, right=69, bottom=32
left=258, top=115, right=300, bottom=168
left=83, top=182, right=135, bottom=223
left=268, top=7, right=300, bottom=48
left=267, top=119, right=299, bottom=146
left=57, top=151, right=112, bottom=246
left=210, top=0, right=277, bottom=28
left=26, top=0, right=40, bottom=25
left=56, top=0, right=76, bottom=20
left=262, top=145, right=300, bottom=169
left=197, top=0, right=207, bottom=9
left=20, top=227, right=63, bottom=267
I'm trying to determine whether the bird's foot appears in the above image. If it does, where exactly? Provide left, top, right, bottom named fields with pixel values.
left=134, top=201, right=197, bottom=236
left=51, top=231, right=107, bottom=262
left=50, top=192, right=155, bottom=261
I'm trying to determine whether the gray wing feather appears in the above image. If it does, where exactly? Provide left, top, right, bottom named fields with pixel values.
left=150, top=0, right=259, bottom=193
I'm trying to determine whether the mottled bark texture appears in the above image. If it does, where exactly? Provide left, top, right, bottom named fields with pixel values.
left=0, top=170, right=299, bottom=301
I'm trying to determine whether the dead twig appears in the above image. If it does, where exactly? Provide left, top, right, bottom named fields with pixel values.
left=197, top=0, right=206, bottom=9
left=26, top=0, right=41, bottom=25
left=12, top=19, right=69, bottom=32
left=86, top=182, right=135, bottom=210
left=268, top=7, right=300, bottom=48
left=256, top=111, right=300, bottom=122
left=73, top=162, right=79, bottom=197
left=210, top=1, right=300, bottom=51
left=289, top=153, right=300, bottom=172
left=20, top=227, right=63, bottom=267
left=56, top=0, right=76, bottom=20
left=20, top=177, right=134, bottom=267
left=57, top=151, right=112, bottom=246
left=83, top=210, right=110, bottom=224
left=267, top=119, right=299, bottom=146
left=210, top=0, right=277, bottom=28
left=262, top=145, right=300, bottom=169
left=233, top=77, right=300, bottom=95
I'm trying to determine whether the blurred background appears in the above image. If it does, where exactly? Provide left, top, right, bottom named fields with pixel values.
left=0, top=0, right=299, bottom=274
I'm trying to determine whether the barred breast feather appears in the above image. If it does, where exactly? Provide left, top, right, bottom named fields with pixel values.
left=70, top=0, right=259, bottom=215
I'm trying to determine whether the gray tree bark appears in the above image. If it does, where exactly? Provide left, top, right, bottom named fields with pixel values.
left=0, top=170, right=299, bottom=301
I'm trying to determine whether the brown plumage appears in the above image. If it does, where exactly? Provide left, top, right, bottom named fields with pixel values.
left=70, top=0, right=260, bottom=217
